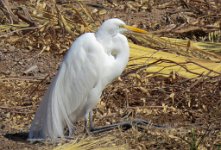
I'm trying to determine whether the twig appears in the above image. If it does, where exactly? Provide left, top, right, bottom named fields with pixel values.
left=0, top=26, right=40, bottom=38
left=123, top=59, right=163, bottom=77
left=186, top=60, right=221, bottom=75
left=15, top=11, right=36, bottom=27
left=0, top=106, right=35, bottom=114
left=0, top=76, right=45, bottom=81
left=28, top=74, right=50, bottom=97
left=76, top=0, right=95, bottom=23
left=126, top=56, right=221, bottom=78
left=0, top=105, right=34, bottom=109
left=127, top=106, right=176, bottom=110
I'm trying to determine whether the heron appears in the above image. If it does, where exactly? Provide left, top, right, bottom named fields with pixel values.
left=28, top=18, right=148, bottom=141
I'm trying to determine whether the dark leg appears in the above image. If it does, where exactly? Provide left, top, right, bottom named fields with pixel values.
left=89, top=111, right=94, bottom=130
left=89, top=118, right=165, bottom=134
left=84, top=113, right=90, bottom=135
left=84, top=111, right=96, bottom=135
left=85, top=111, right=165, bottom=134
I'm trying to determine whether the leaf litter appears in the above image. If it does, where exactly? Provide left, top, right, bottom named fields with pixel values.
left=0, top=0, right=221, bottom=149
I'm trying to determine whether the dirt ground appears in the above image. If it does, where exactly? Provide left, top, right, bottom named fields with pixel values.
left=0, top=0, right=221, bottom=149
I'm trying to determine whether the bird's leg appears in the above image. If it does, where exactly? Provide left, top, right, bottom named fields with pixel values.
left=89, top=111, right=94, bottom=130
left=85, top=112, right=164, bottom=134
left=89, top=118, right=157, bottom=134
left=93, top=119, right=166, bottom=134
left=84, top=113, right=90, bottom=135
left=84, top=111, right=95, bottom=135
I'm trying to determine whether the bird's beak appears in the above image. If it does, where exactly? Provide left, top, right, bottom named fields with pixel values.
left=122, top=25, right=148, bottom=34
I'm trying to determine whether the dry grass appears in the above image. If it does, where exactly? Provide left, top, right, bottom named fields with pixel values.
left=0, top=0, right=221, bottom=150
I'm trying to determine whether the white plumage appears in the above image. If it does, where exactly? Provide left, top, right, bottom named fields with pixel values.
left=28, top=18, right=146, bottom=141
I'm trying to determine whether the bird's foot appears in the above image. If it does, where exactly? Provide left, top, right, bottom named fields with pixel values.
left=61, top=136, right=74, bottom=143
left=89, top=118, right=164, bottom=134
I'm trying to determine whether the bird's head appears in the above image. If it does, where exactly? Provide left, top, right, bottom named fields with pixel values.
left=97, top=18, right=147, bottom=36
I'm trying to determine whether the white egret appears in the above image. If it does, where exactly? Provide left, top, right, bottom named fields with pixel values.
left=28, top=18, right=147, bottom=141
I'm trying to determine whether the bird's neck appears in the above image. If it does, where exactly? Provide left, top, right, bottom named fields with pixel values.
left=95, top=30, right=129, bottom=75
left=99, top=33, right=129, bottom=84
left=95, top=30, right=114, bottom=54
left=111, top=42, right=129, bottom=77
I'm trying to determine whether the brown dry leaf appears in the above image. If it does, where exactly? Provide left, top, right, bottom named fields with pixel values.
left=24, top=65, right=38, bottom=74
left=5, top=36, right=20, bottom=43
left=135, top=87, right=148, bottom=94
left=174, top=26, right=203, bottom=34
left=98, top=9, right=107, bottom=15
left=162, top=103, right=168, bottom=113
left=169, top=92, right=175, bottom=104
left=157, top=1, right=174, bottom=9
left=60, top=15, right=74, bottom=34
left=80, top=24, right=85, bottom=33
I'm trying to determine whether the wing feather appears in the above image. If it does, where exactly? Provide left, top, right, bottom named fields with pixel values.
left=29, top=33, right=105, bottom=140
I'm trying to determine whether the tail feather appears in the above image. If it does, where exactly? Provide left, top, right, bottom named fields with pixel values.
left=28, top=70, right=74, bottom=141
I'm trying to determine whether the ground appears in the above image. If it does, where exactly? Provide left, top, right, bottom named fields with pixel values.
left=0, top=0, right=221, bottom=149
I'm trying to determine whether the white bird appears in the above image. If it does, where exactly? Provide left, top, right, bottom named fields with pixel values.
left=28, top=18, right=147, bottom=141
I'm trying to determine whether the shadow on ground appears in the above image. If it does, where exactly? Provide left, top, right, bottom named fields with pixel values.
left=4, top=132, right=28, bottom=143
